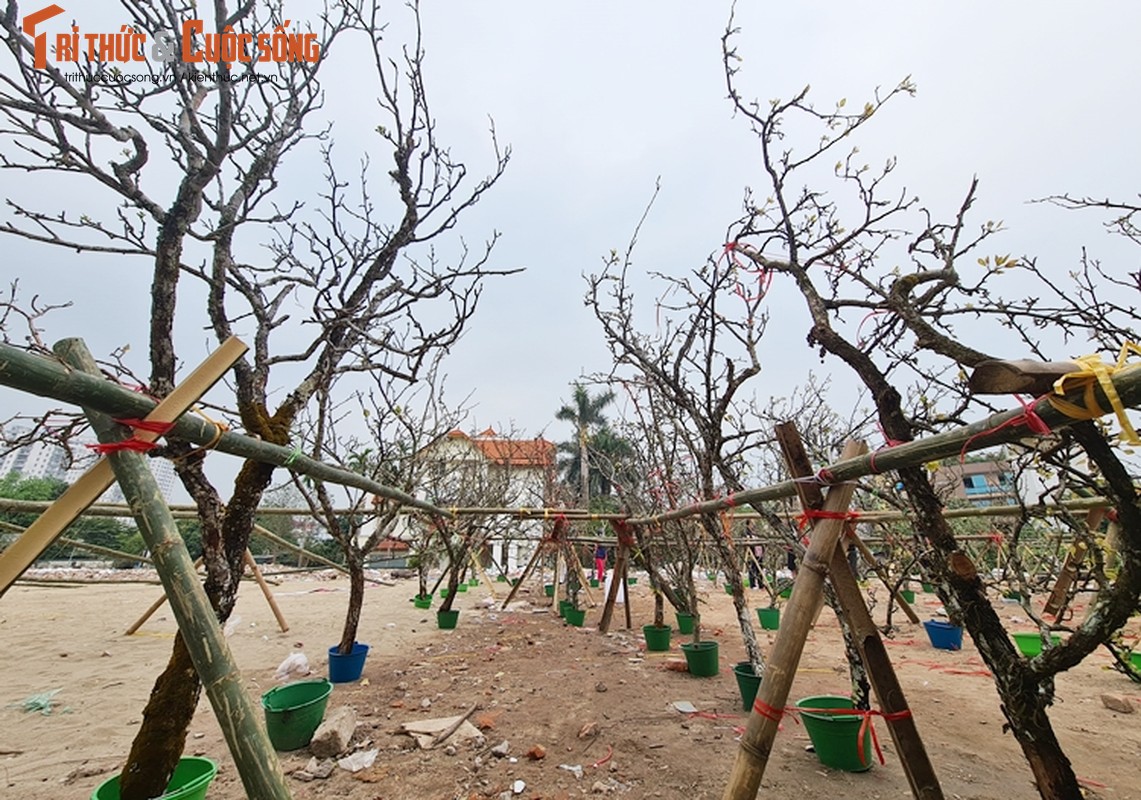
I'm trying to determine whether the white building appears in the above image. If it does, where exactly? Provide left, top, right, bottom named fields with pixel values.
left=401, top=427, right=556, bottom=574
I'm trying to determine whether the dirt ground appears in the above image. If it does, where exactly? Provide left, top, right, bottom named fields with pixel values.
left=2, top=567, right=1139, bottom=800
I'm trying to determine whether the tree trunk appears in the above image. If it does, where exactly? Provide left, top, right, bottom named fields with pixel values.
left=579, top=429, right=590, bottom=506
left=339, top=551, right=366, bottom=654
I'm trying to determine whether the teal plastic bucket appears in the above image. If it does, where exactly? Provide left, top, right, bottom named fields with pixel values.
left=923, top=620, right=962, bottom=651
left=262, top=678, right=333, bottom=751
left=91, top=757, right=218, bottom=800
left=796, top=695, right=874, bottom=772
left=328, top=642, right=369, bottom=683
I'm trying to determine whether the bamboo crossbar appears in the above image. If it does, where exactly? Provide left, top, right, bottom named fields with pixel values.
left=630, top=363, right=1141, bottom=526
left=0, top=342, right=448, bottom=519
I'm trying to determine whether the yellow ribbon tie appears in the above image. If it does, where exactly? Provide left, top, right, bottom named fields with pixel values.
left=1048, top=343, right=1141, bottom=445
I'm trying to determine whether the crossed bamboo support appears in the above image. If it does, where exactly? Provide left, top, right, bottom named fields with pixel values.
left=722, top=433, right=943, bottom=800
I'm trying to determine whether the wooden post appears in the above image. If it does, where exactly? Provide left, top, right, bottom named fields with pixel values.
left=721, top=439, right=865, bottom=800
left=775, top=422, right=944, bottom=800
left=0, top=338, right=248, bottom=597
left=61, top=338, right=292, bottom=800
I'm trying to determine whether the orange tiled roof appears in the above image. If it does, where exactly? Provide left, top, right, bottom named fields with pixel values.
left=447, top=428, right=555, bottom=468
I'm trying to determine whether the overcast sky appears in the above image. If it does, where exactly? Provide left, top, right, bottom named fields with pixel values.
left=3, top=2, right=1140, bottom=498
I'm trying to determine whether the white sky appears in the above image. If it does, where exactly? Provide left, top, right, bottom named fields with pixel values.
left=3, top=1, right=1140, bottom=498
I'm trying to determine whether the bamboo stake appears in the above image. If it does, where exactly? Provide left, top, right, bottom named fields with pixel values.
left=776, top=423, right=943, bottom=800
left=0, top=337, right=248, bottom=597
left=721, top=439, right=866, bottom=800
left=630, top=363, right=1141, bottom=527
left=0, top=341, right=450, bottom=520
left=61, top=338, right=291, bottom=800
left=846, top=532, right=921, bottom=625
left=564, top=542, right=598, bottom=607
left=597, top=539, right=629, bottom=633
left=469, top=550, right=499, bottom=599
left=244, top=549, right=290, bottom=633
left=1042, top=508, right=1106, bottom=617
left=125, top=557, right=205, bottom=635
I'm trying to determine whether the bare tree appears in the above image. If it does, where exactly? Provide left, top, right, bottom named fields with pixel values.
left=719, top=13, right=1141, bottom=797
left=291, top=356, right=462, bottom=654
left=0, top=1, right=513, bottom=795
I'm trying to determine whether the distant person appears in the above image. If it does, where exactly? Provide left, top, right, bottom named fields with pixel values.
left=594, top=544, right=607, bottom=582
left=745, top=522, right=763, bottom=588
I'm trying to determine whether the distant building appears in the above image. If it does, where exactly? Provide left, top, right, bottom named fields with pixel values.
left=396, top=427, right=556, bottom=573
left=932, top=456, right=1047, bottom=508
left=1, top=424, right=178, bottom=503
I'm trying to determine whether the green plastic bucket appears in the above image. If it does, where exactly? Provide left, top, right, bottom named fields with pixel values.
left=628, top=577, right=638, bottom=585
left=796, top=695, right=874, bottom=772
left=921, top=582, right=934, bottom=593
left=413, top=595, right=431, bottom=609
left=565, top=607, right=586, bottom=627
left=643, top=624, right=671, bottom=652
left=1012, top=631, right=1060, bottom=657
left=680, top=641, right=719, bottom=677
left=456, top=582, right=468, bottom=593
left=544, top=583, right=556, bottom=597
left=900, top=589, right=915, bottom=604
left=675, top=612, right=695, bottom=635
left=733, top=661, right=762, bottom=712
left=756, top=607, right=780, bottom=630
left=437, top=609, right=460, bottom=629
left=91, top=756, right=218, bottom=800
left=261, top=678, right=333, bottom=751
left=589, top=578, right=600, bottom=588
left=557, top=599, right=571, bottom=618
left=1131, top=651, right=1141, bottom=671
left=468, top=577, right=480, bottom=587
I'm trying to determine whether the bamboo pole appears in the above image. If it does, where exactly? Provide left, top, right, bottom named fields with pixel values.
left=0, top=341, right=450, bottom=520
left=597, top=539, right=629, bottom=633
left=56, top=337, right=292, bottom=798
left=61, top=338, right=291, bottom=800
left=243, top=549, right=290, bottom=633
left=0, top=338, right=248, bottom=597
left=1042, top=508, right=1106, bottom=617
left=469, top=550, right=499, bottom=599
left=775, top=422, right=943, bottom=800
left=630, top=363, right=1141, bottom=526
left=721, top=439, right=866, bottom=800
left=0, top=494, right=1120, bottom=525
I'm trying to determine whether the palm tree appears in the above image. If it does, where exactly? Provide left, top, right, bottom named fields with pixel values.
left=555, top=384, right=615, bottom=505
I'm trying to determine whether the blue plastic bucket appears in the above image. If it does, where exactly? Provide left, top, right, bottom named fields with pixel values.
left=328, top=642, right=369, bottom=683
left=923, top=620, right=963, bottom=651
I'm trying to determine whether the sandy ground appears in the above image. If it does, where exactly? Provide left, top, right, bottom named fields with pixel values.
left=1, top=568, right=1139, bottom=800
